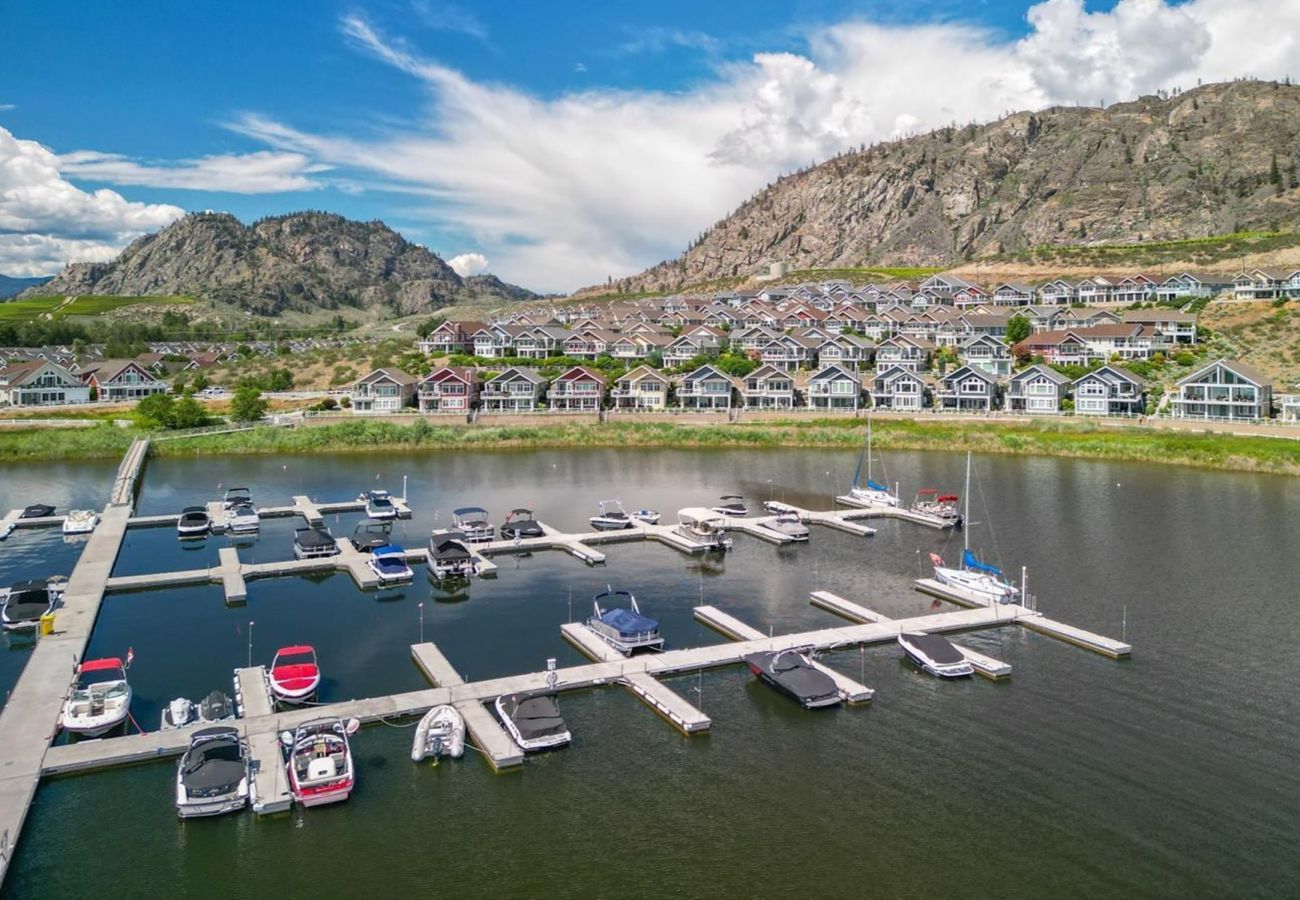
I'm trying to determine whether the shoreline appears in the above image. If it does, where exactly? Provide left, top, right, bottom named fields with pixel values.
left=1, top=416, right=1298, bottom=475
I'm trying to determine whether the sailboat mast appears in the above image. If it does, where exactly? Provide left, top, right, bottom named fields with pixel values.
left=963, top=451, right=971, bottom=553
left=866, top=413, right=873, bottom=484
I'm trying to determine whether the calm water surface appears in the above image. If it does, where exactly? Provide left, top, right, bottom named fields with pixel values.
left=2, top=448, right=1298, bottom=898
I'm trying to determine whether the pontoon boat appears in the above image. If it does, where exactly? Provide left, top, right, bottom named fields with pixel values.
left=587, top=589, right=664, bottom=655
left=499, top=507, right=545, bottom=539
left=175, top=726, right=250, bottom=818
left=428, top=531, right=478, bottom=579
left=61, top=657, right=132, bottom=736
left=675, top=508, right=733, bottom=551
left=495, top=693, right=571, bottom=752
left=293, top=526, right=340, bottom=560
left=897, top=632, right=974, bottom=678
left=744, top=648, right=841, bottom=708
left=452, top=506, right=494, bottom=543
left=411, top=705, right=466, bottom=761
left=910, top=489, right=962, bottom=528
left=351, top=518, right=392, bottom=552
left=268, top=645, right=321, bottom=704
left=283, top=717, right=358, bottom=807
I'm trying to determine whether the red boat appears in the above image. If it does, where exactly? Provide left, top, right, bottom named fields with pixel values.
left=283, top=717, right=358, bottom=807
left=268, top=645, right=321, bottom=704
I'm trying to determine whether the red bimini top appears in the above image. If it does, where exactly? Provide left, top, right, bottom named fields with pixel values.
left=80, top=657, right=124, bottom=673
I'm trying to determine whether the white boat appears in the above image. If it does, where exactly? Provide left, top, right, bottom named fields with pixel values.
left=452, top=506, right=494, bottom=543
left=0, top=520, right=13, bottom=541
left=587, top=589, right=664, bottom=655
left=61, top=509, right=98, bottom=535
left=758, top=509, right=809, bottom=541
left=61, top=656, right=132, bottom=736
left=160, top=696, right=198, bottom=730
left=428, top=531, right=478, bottom=579
left=222, top=487, right=252, bottom=509
left=283, top=717, right=359, bottom=807
left=495, top=693, right=571, bottom=752
left=360, top=489, right=398, bottom=520
left=930, top=453, right=1020, bottom=605
left=589, top=499, right=635, bottom=530
left=849, top=415, right=900, bottom=507
left=226, top=500, right=260, bottom=534
left=177, top=506, right=210, bottom=538
left=897, top=632, right=974, bottom=678
left=367, top=544, right=414, bottom=584
left=711, top=495, right=748, bottom=517
left=674, top=508, right=733, bottom=551
left=175, top=726, right=250, bottom=818
left=1, top=578, right=63, bottom=631
left=268, top=645, right=321, bottom=704
left=630, top=508, right=660, bottom=525
left=293, top=526, right=340, bottom=560
left=910, top=488, right=962, bottom=529
left=411, top=704, right=466, bottom=761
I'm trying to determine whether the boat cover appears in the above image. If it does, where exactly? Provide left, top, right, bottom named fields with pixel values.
left=21, top=504, right=54, bottom=518
left=597, top=606, right=658, bottom=637
left=181, top=730, right=246, bottom=794
left=745, top=651, right=837, bottom=701
left=502, top=695, right=568, bottom=739
left=295, top=528, right=336, bottom=549
left=962, top=549, right=1003, bottom=577
left=900, top=632, right=965, bottom=665
left=431, top=538, right=471, bottom=561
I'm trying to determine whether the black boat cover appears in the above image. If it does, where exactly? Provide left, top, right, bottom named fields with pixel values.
left=200, top=691, right=235, bottom=721
left=295, top=527, right=336, bottom=549
left=900, top=632, right=965, bottom=665
left=745, top=650, right=838, bottom=702
left=431, top=535, right=472, bottom=561
left=21, top=504, right=54, bottom=518
left=181, top=730, right=246, bottom=795
left=502, top=694, right=568, bottom=739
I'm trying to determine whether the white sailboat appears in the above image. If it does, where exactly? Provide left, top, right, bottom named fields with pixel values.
left=849, top=414, right=899, bottom=507
left=930, top=452, right=1019, bottom=604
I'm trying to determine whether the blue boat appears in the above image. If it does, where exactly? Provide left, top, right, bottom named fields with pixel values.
left=367, top=544, right=414, bottom=584
left=586, top=590, right=664, bottom=655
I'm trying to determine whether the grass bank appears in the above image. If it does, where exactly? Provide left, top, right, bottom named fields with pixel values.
left=2, top=418, right=1297, bottom=475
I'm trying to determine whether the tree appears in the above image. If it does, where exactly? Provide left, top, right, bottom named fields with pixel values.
left=170, top=395, right=212, bottom=429
left=190, top=372, right=210, bottom=392
left=267, top=368, right=294, bottom=391
left=230, top=385, right=268, bottom=423
left=134, top=394, right=176, bottom=429
left=1005, top=314, right=1032, bottom=345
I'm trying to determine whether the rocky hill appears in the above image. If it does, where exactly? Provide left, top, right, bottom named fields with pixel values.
left=615, top=80, right=1300, bottom=293
left=25, top=211, right=534, bottom=315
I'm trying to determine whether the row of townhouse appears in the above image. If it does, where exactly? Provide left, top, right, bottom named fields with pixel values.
left=1231, top=269, right=1300, bottom=300
left=0, top=358, right=170, bottom=407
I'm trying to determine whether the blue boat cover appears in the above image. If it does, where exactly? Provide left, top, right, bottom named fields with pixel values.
left=962, top=548, right=1003, bottom=577
left=866, top=480, right=888, bottom=491
left=599, top=607, right=659, bottom=637
left=374, top=544, right=405, bottom=556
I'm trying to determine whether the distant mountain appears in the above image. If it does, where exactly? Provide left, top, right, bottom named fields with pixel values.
left=25, top=211, right=536, bottom=314
left=0, top=274, right=51, bottom=299
left=613, top=80, right=1300, bottom=293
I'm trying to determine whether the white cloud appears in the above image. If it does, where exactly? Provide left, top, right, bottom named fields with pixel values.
left=615, top=27, right=721, bottom=57
left=411, top=1, right=489, bottom=41
left=0, top=104, right=15, bottom=113
left=0, top=125, right=183, bottom=275
left=58, top=149, right=328, bottom=194
left=447, top=251, right=489, bottom=276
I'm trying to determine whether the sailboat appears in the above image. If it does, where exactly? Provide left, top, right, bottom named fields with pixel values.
left=930, top=452, right=1020, bottom=604
left=849, top=414, right=899, bottom=507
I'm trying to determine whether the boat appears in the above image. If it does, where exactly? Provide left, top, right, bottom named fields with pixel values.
left=360, top=489, right=398, bottom=520
left=410, top=705, right=466, bottom=762
left=499, top=507, right=545, bottom=539
left=20, top=503, right=54, bottom=519
left=930, top=452, right=1020, bottom=604
left=293, top=526, right=340, bottom=560
left=495, top=693, right=571, bottom=752
left=0, top=520, right=12, bottom=541
left=451, top=506, right=494, bottom=543
left=177, top=506, right=210, bottom=538
left=428, top=531, right=478, bottom=579
left=849, top=414, right=901, bottom=507
left=758, top=508, right=810, bottom=541
left=62, top=509, right=98, bottom=535
left=744, top=648, right=841, bottom=709
left=175, top=726, right=251, bottom=818
left=61, top=657, right=132, bottom=736
left=630, top=508, right=660, bottom=525
left=897, top=631, right=974, bottom=678
left=282, top=717, right=359, bottom=807
left=226, top=500, right=260, bottom=534
left=198, top=689, right=237, bottom=724
left=674, top=508, right=733, bottom=551
left=910, top=489, right=962, bottom=529
left=587, top=589, right=664, bottom=655
left=351, top=518, right=392, bottom=552
left=711, top=495, right=749, bottom=517
left=160, top=697, right=198, bottom=730
left=1, top=579, right=62, bottom=631
left=589, top=499, right=635, bottom=530
left=367, top=544, right=414, bottom=584
left=222, top=487, right=252, bottom=509
left=268, top=645, right=321, bottom=704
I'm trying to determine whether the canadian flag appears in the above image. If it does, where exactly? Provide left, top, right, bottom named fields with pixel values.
left=929, top=553, right=944, bottom=567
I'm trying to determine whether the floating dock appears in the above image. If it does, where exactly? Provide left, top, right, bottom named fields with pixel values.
left=412, top=643, right=524, bottom=771
left=834, top=494, right=951, bottom=529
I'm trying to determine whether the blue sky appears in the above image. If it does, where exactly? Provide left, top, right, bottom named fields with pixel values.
left=1, top=0, right=1296, bottom=289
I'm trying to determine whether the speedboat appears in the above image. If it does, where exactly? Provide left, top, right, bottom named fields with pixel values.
left=630, top=508, right=660, bottom=525
left=198, top=689, right=237, bottom=724
left=428, top=531, right=478, bottom=579
left=1, top=579, right=62, bottom=631
left=160, top=697, right=198, bottom=730
left=293, top=527, right=340, bottom=560
left=910, top=489, right=962, bottom=529
left=268, top=645, right=321, bottom=704
left=62, top=509, right=98, bottom=535
left=758, top=509, right=809, bottom=542
left=452, top=507, right=494, bottom=543
left=711, top=495, right=748, bottom=517
left=930, top=452, right=1020, bottom=604
left=367, top=544, right=414, bottom=584
left=495, top=693, right=571, bottom=752
left=587, top=589, right=664, bottom=655
left=499, top=507, right=545, bottom=539
left=226, top=500, right=260, bottom=534
left=411, top=705, right=466, bottom=762
left=589, top=499, right=634, bottom=530
left=61, top=657, right=132, bottom=736
left=360, top=489, right=397, bottom=520
left=744, top=648, right=841, bottom=709
left=849, top=416, right=900, bottom=507
left=222, top=487, right=252, bottom=509
left=177, top=506, right=210, bottom=538
left=175, top=726, right=250, bottom=818
left=20, top=503, right=54, bottom=519
left=675, top=508, right=733, bottom=551
left=283, top=717, right=359, bottom=807
left=351, top=518, right=392, bottom=552
left=897, top=632, right=974, bottom=678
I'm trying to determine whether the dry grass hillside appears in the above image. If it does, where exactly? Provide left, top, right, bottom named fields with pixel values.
left=1201, top=300, right=1300, bottom=387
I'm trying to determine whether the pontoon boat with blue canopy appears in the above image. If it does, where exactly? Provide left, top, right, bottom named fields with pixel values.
left=587, top=589, right=664, bottom=655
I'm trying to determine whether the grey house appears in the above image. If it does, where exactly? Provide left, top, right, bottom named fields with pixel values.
left=1005, top=364, right=1071, bottom=414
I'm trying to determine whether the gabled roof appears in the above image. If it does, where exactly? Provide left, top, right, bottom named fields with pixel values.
left=618, top=364, right=669, bottom=384
left=421, top=366, right=474, bottom=385
left=873, top=365, right=924, bottom=385
left=745, top=363, right=791, bottom=381
left=487, top=367, right=547, bottom=385
left=79, top=359, right=161, bottom=384
left=682, top=364, right=732, bottom=383
left=1177, top=358, right=1272, bottom=388
left=555, top=365, right=605, bottom=384
left=1010, top=364, right=1071, bottom=385
left=942, top=364, right=997, bottom=385
left=809, top=364, right=860, bottom=383
left=1073, top=364, right=1146, bottom=387
left=357, top=367, right=417, bottom=386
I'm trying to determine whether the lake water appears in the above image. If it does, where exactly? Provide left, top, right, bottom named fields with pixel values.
left=2, top=448, right=1298, bottom=898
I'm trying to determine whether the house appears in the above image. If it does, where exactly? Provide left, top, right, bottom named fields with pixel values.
left=78, top=360, right=169, bottom=402
left=1005, top=365, right=1071, bottom=414
left=805, top=364, right=862, bottom=410
left=547, top=366, right=606, bottom=411
left=1038, top=280, right=1077, bottom=306
left=1169, top=359, right=1273, bottom=421
left=870, top=366, right=926, bottom=411
left=935, top=365, right=998, bottom=412
left=759, top=334, right=819, bottom=372
left=417, top=367, right=478, bottom=413
left=1155, top=272, right=1232, bottom=303
left=874, top=335, right=932, bottom=373
left=1015, top=325, right=1151, bottom=365
left=0, top=360, right=91, bottom=406
left=611, top=365, right=671, bottom=410
left=1071, top=365, right=1146, bottom=416
left=418, top=320, right=483, bottom=355
left=741, top=364, right=796, bottom=409
left=1112, top=274, right=1158, bottom=305
left=1076, top=276, right=1115, bottom=304
left=815, top=334, right=873, bottom=371
left=992, top=283, right=1037, bottom=306
left=480, top=367, right=548, bottom=411
left=515, top=326, right=571, bottom=359
left=676, top=364, right=736, bottom=410
left=1120, top=309, right=1197, bottom=346
left=1280, top=393, right=1300, bottom=423
left=957, top=334, right=1012, bottom=378
left=1232, top=269, right=1288, bottom=300
left=348, top=368, right=417, bottom=413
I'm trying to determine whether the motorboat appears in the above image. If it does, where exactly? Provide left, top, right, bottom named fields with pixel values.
left=367, top=544, right=414, bottom=584
left=495, top=693, right=571, bottom=752
left=711, top=495, right=749, bottom=517
left=1, top=579, right=62, bottom=631
left=222, top=487, right=252, bottom=509
left=0, top=520, right=12, bottom=541
left=177, top=506, right=210, bottom=538
left=360, top=489, right=398, bottom=520
left=452, top=506, right=494, bottom=543
left=758, top=508, right=809, bottom=542
left=62, top=509, right=98, bottom=535
left=160, top=697, right=198, bottom=730
left=499, top=507, right=545, bottom=539
left=897, top=632, right=974, bottom=678
left=744, top=648, right=841, bottom=709
left=268, top=645, right=321, bottom=704
left=630, top=508, right=660, bottom=525
left=61, top=657, right=133, bottom=736
left=675, top=508, right=733, bottom=551
left=293, top=526, right=340, bottom=560
left=351, top=518, right=392, bottom=552
left=930, top=453, right=1020, bottom=604
left=428, top=531, right=478, bottom=579
left=198, top=689, right=237, bottom=724
left=587, top=589, right=664, bottom=655
left=849, top=415, right=900, bottom=507
left=589, top=499, right=634, bottom=530
left=175, top=726, right=250, bottom=818
left=411, top=705, right=466, bottom=762
left=226, top=500, right=260, bottom=534
left=20, top=503, right=54, bottom=519
left=910, top=489, right=962, bottom=529
left=282, top=717, right=359, bottom=808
